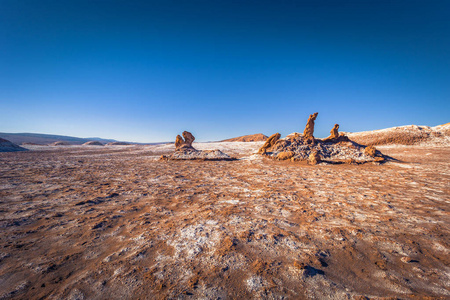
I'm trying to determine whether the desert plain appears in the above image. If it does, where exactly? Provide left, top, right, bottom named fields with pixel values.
left=0, top=135, right=449, bottom=299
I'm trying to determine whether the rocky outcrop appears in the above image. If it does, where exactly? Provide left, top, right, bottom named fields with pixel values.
left=258, top=133, right=281, bottom=154
left=0, top=138, right=28, bottom=152
left=175, top=131, right=195, bottom=150
left=259, top=113, right=389, bottom=164
left=322, top=124, right=349, bottom=143
left=330, top=124, right=339, bottom=139
left=163, top=131, right=233, bottom=161
left=303, top=112, right=318, bottom=140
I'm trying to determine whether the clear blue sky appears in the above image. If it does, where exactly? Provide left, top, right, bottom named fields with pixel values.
left=1, top=0, right=449, bottom=142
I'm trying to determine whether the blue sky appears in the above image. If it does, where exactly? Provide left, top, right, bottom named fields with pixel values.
left=1, top=0, right=449, bottom=142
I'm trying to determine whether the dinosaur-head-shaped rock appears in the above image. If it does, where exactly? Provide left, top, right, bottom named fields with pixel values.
left=175, top=131, right=196, bottom=150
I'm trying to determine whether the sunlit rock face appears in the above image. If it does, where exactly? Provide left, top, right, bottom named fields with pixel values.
left=259, top=113, right=388, bottom=164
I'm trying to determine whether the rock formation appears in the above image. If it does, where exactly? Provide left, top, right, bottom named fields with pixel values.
left=329, top=124, right=339, bottom=139
left=303, top=112, right=318, bottom=140
left=259, top=112, right=389, bottom=164
left=175, top=131, right=195, bottom=150
left=323, top=124, right=345, bottom=142
left=163, top=131, right=232, bottom=160
left=258, top=133, right=280, bottom=154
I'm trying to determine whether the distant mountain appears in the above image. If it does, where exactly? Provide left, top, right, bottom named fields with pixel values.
left=0, top=132, right=120, bottom=145
left=221, top=133, right=268, bottom=142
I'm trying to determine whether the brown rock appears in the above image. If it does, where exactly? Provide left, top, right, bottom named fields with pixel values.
left=374, top=156, right=385, bottom=163
left=330, top=124, right=339, bottom=139
left=277, top=151, right=294, bottom=160
left=308, top=151, right=320, bottom=165
left=345, top=158, right=357, bottom=165
left=364, top=145, right=377, bottom=157
left=258, top=133, right=281, bottom=154
left=183, top=131, right=195, bottom=146
left=175, top=135, right=184, bottom=149
left=303, top=112, right=318, bottom=140
left=323, top=124, right=341, bottom=142
left=175, top=131, right=196, bottom=150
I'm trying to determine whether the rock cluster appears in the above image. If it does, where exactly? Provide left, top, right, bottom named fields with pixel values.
left=162, top=131, right=233, bottom=161
left=259, top=113, right=388, bottom=164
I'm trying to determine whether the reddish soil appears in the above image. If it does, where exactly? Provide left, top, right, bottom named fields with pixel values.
left=0, top=144, right=449, bottom=299
left=221, top=133, right=268, bottom=142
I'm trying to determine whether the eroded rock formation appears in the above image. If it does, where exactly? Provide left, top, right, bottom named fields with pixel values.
left=175, top=131, right=196, bottom=150
left=258, top=133, right=281, bottom=154
left=323, top=124, right=344, bottom=142
left=163, top=131, right=232, bottom=160
left=303, top=112, right=318, bottom=140
left=258, top=112, right=389, bottom=164
left=329, top=124, right=339, bottom=139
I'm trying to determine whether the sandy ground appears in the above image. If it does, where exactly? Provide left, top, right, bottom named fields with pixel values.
left=0, top=142, right=449, bottom=299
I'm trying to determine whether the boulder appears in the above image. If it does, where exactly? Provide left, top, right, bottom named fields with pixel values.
left=165, top=131, right=233, bottom=160
left=277, top=151, right=294, bottom=160
left=364, top=145, right=377, bottom=157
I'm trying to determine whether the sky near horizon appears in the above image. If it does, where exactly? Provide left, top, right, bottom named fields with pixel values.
left=1, top=0, right=449, bottom=142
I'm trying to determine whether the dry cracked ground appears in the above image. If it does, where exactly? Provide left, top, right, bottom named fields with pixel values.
left=0, top=143, right=449, bottom=299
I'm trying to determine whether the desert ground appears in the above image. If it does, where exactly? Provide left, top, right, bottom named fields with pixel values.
left=0, top=141, right=449, bottom=299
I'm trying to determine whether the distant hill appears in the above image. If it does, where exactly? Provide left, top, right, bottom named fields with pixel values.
left=343, top=123, right=450, bottom=146
left=0, top=138, right=28, bottom=152
left=221, top=133, right=268, bottom=142
left=0, top=132, right=120, bottom=145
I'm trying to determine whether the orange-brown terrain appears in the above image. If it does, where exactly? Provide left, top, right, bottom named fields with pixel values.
left=0, top=140, right=449, bottom=299
left=221, top=133, right=268, bottom=142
